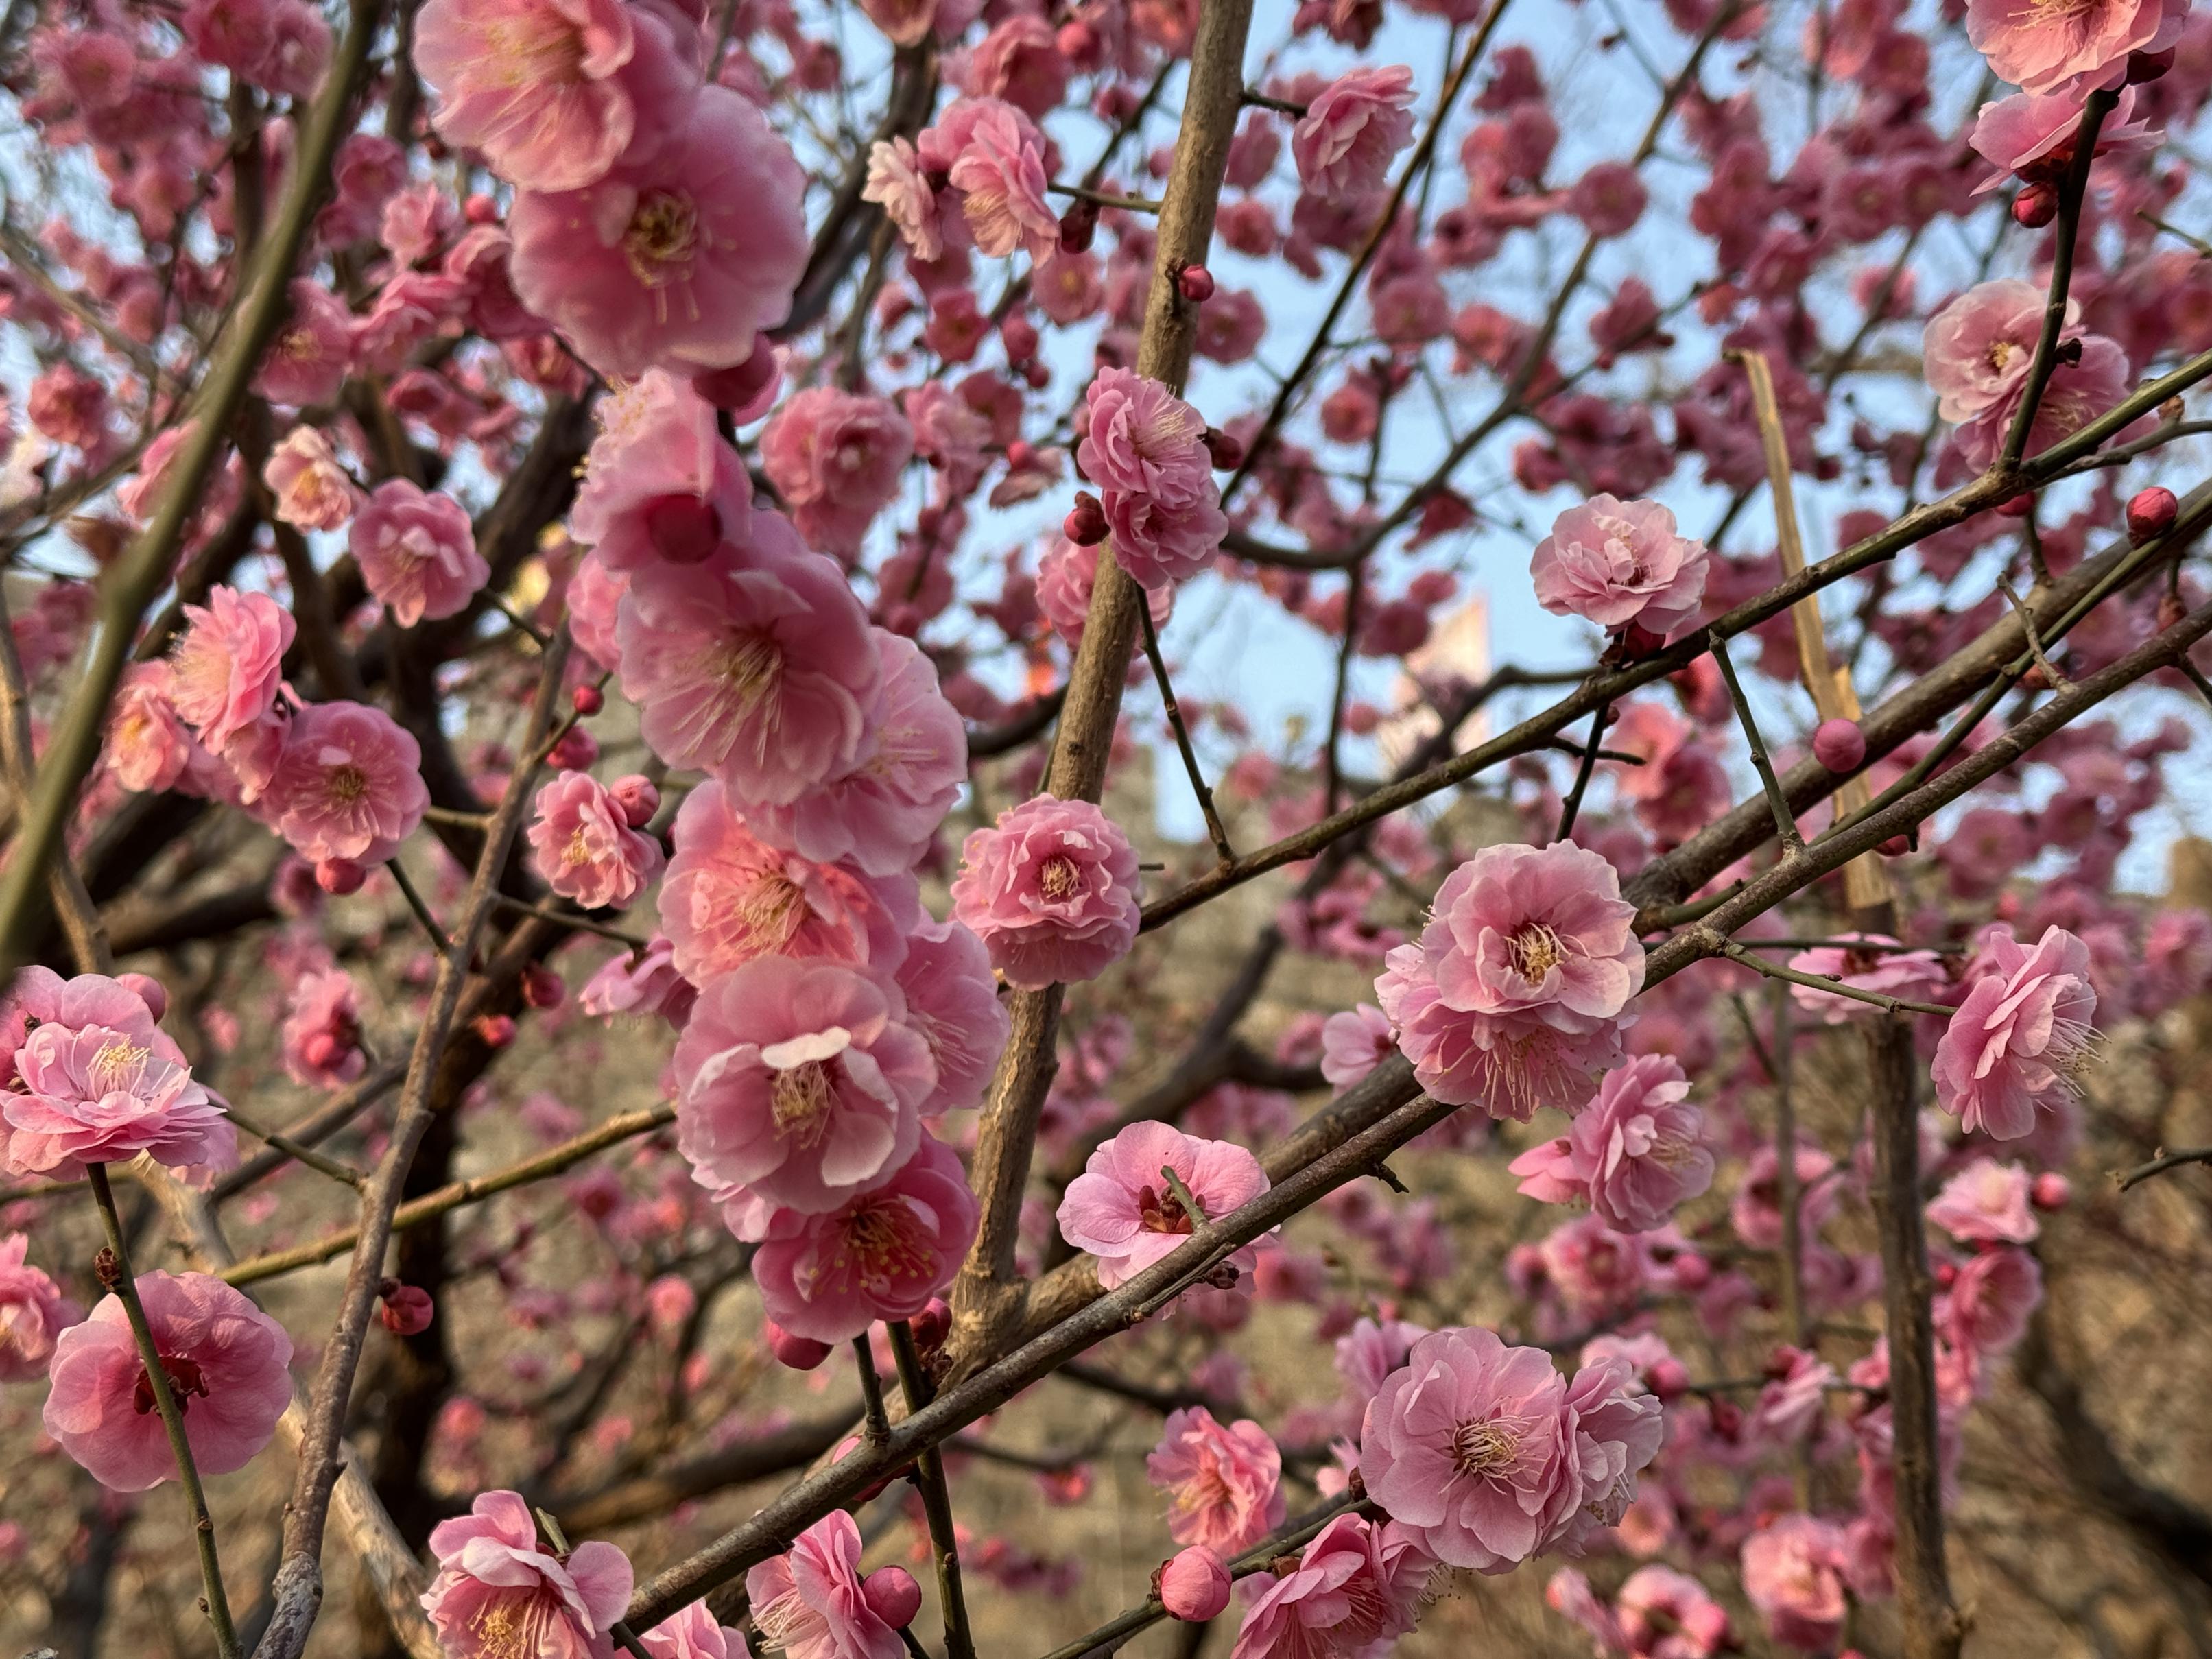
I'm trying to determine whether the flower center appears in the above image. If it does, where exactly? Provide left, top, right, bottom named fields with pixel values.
left=839, top=1198, right=932, bottom=1292
left=89, top=1038, right=152, bottom=1097
left=485, top=16, right=590, bottom=86
left=1987, top=338, right=2017, bottom=373
left=1134, top=1183, right=1193, bottom=1235
left=716, top=629, right=785, bottom=720
left=134, top=1351, right=210, bottom=1416
left=468, top=1590, right=560, bottom=1659
left=1508, top=921, right=1568, bottom=983
left=624, top=189, right=700, bottom=287
left=1451, top=1415, right=1522, bottom=1476
left=770, top=1060, right=837, bottom=1148
left=1039, top=855, right=1081, bottom=900
left=329, top=763, right=369, bottom=804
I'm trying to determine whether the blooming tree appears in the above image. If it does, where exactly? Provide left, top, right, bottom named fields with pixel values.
left=5, top=0, right=2212, bottom=1656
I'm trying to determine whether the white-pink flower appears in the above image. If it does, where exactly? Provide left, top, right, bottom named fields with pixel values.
left=1965, top=0, right=2185, bottom=95
left=1292, top=66, right=1416, bottom=202
left=1931, top=924, right=2099, bottom=1140
left=1925, top=1156, right=2039, bottom=1243
left=1530, top=494, right=1709, bottom=645
left=1508, top=1053, right=1713, bottom=1234
left=952, top=795, right=1143, bottom=990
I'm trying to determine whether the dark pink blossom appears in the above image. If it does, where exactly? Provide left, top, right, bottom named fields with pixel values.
left=168, top=586, right=294, bottom=756
left=570, top=370, right=753, bottom=571
left=349, top=480, right=489, bottom=626
left=1292, top=66, right=1416, bottom=201
left=3, top=1005, right=231, bottom=1178
left=1058, top=1121, right=1270, bottom=1289
left=264, top=425, right=361, bottom=532
left=421, top=1488, right=633, bottom=1658
left=1508, top=1053, right=1713, bottom=1233
left=262, top=700, right=430, bottom=866
left=1739, top=1514, right=1848, bottom=1651
left=1146, top=1405, right=1286, bottom=1554
left=528, top=772, right=665, bottom=910
left=1926, top=1156, right=2039, bottom=1243
left=890, top=918, right=1010, bottom=1115
left=760, top=388, right=915, bottom=560
left=1784, top=934, right=1949, bottom=1024
left=44, top=1270, right=292, bottom=1491
left=1932, top=924, right=2099, bottom=1139
left=1969, top=85, right=2163, bottom=191
left=1226, top=1512, right=1429, bottom=1659
left=744, top=1511, right=903, bottom=1659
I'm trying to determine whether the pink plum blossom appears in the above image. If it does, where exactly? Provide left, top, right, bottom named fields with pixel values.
left=349, top=479, right=490, bottom=626
left=759, top=387, right=916, bottom=560
left=641, top=1604, right=746, bottom=1659
left=952, top=795, right=1143, bottom=990
left=1226, top=1512, right=1429, bottom=1659
left=0, top=1234, right=82, bottom=1382
left=1376, top=841, right=1644, bottom=1118
left=745, top=1511, right=903, bottom=1659
left=1943, top=1243, right=2043, bottom=1355
left=1058, top=1121, right=1270, bottom=1290
left=570, top=370, right=753, bottom=571
left=1158, top=1547, right=1233, bottom=1623
left=421, top=1488, right=633, bottom=1659
left=746, top=1132, right=977, bottom=1341
left=1037, top=536, right=1173, bottom=650
left=658, top=780, right=916, bottom=985
left=262, top=700, right=430, bottom=865
left=1932, top=924, right=2099, bottom=1139
left=263, top=425, right=361, bottom=532
left=1358, top=1326, right=1662, bottom=1571
left=103, top=663, right=195, bottom=794
left=1969, top=86, right=2163, bottom=191
left=615, top=523, right=881, bottom=803
left=1739, top=1514, right=1848, bottom=1651
left=579, top=936, right=697, bottom=1026
left=1926, top=1156, right=2039, bottom=1243
left=1923, top=278, right=2067, bottom=423
left=508, top=85, right=807, bottom=378
left=281, top=967, right=366, bottom=1087
left=1319, top=1003, right=1395, bottom=1091
left=745, top=633, right=967, bottom=879
left=3, top=1007, right=232, bottom=1178
left=1508, top=1053, right=1713, bottom=1233
left=890, top=918, right=1010, bottom=1114
left=1784, top=934, right=1949, bottom=1024
left=1077, top=368, right=1226, bottom=591
left=168, top=586, right=294, bottom=756
left=1292, top=66, right=1417, bottom=202
left=672, top=957, right=934, bottom=1213
left=254, top=281, right=354, bottom=408
left=43, top=1270, right=292, bottom=1491
left=863, top=136, right=948, bottom=262
left=1146, top=1406, right=1286, bottom=1554
left=1530, top=495, right=1710, bottom=644
left=929, top=97, right=1058, bottom=261
left=1619, top=1564, right=1732, bottom=1657
left=527, top=771, right=666, bottom=910
left=1964, top=0, right=2185, bottom=95
left=414, top=0, right=697, bottom=191
left=1953, top=330, right=2130, bottom=470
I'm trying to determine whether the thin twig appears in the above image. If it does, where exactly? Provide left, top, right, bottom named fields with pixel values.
left=853, top=1336, right=892, bottom=1443
left=1711, top=634, right=1805, bottom=855
left=1555, top=698, right=1611, bottom=841
left=888, top=1322, right=977, bottom=1659
left=1717, top=938, right=1952, bottom=1017
left=1137, top=600, right=1234, bottom=866
left=2116, top=1146, right=2212, bottom=1191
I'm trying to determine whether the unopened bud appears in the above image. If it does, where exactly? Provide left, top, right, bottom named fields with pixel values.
left=1157, top=1547, right=1233, bottom=1622
left=117, top=972, right=169, bottom=1023
left=548, top=726, right=599, bottom=772
left=765, top=1318, right=834, bottom=1371
left=2012, top=180, right=2058, bottom=229
left=472, top=1013, right=516, bottom=1050
left=862, top=1567, right=923, bottom=1629
left=1202, top=427, right=1244, bottom=470
left=2032, top=1171, right=2072, bottom=1210
left=1178, top=263, right=1216, bottom=303
left=316, top=858, right=366, bottom=896
left=571, top=682, right=605, bottom=717
left=1059, top=197, right=1099, bottom=254
left=608, top=774, right=660, bottom=828
left=1065, top=491, right=1108, bottom=546
left=1813, top=717, right=1866, bottom=774
left=521, top=965, right=566, bottom=1010
left=377, top=1281, right=435, bottom=1335
left=2128, top=485, right=2178, bottom=545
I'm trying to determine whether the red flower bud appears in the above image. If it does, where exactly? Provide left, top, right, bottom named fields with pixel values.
left=1812, top=717, right=1866, bottom=774
left=521, top=966, right=565, bottom=1010
left=2012, top=180, right=2058, bottom=228
left=863, top=1567, right=923, bottom=1629
left=1059, top=198, right=1100, bottom=254
left=1178, top=263, right=1216, bottom=303
left=643, top=494, right=723, bottom=564
left=472, top=1014, right=516, bottom=1050
left=571, top=682, right=605, bottom=717
left=316, top=857, right=366, bottom=896
left=764, top=1318, right=834, bottom=1371
left=2031, top=1171, right=2072, bottom=1210
left=2128, top=485, right=2178, bottom=545
left=548, top=726, right=599, bottom=772
left=1065, top=491, right=1108, bottom=546
left=1202, top=427, right=1244, bottom=470
left=377, top=1282, right=435, bottom=1336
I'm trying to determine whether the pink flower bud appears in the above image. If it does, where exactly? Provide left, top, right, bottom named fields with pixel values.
left=608, top=774, right=661, bottom=828
left=463, top=193, right=500, bottom=224
left=907, top=1297, right=951, bottom=1353
left=1006, top=439, right=1037, bottom=471
left=1065, top=491, right=1108, bottom=546
left=1934, top=1259, right=1958, bottom=1288
left=1001, top=316, right=1040, bottom=363
left=694, top=334, right=780, bottom=411
left=116, top=972, right=169, bottom=1023
left=521, top=965, right=566, bottom=1010
left=1997, top=490, right=2038, bottom=518
left=377, top=1282, right=435, bottom=1336
left=2128, top=485, right=2178, bottom=545
left=548, top=726, right=599, bottom=772
left=2128, top=46, right=2176, bottom=81
left=643, top=495, right=724, bottom=564
left=1178, top=264, right=1216, bottom=303
left=1812, top=717, right=1866, bottom=774
left=765, top=1317, right=834, bottom=1371
left=473, top=1014, right=516, bottom=1050
left=1156, top=1547, right=1233, bottom=1621
left=316, top=857, right=367, bottom=895
left=863, top=1566, right=923, bottom=1629
left=1649, top=1356, right=1691, bottom=1401
left=1203, top=428, right=1244, bottom=470
left=2031, top=1171, right=2072, bottom=1210
left=1878, top=833, right=1911, bottom=857
left=2012, top=181, right=2057, bottom=228
left=1059, top=198, right=1100, bottom=254
left=571, top=682, right=605, bottom=717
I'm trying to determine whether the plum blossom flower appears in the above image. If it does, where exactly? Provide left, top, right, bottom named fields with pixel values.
left=1784, top=934, right=1949, bottom=1024
left=863, top=136, right=948, bottom=262
left=1618, top=1564, right=1732, bottom=1656
left=1964, top=0, right=2186, bottom=95
left=952, top=796, right=1143, bottom=990
left=1158, top=1547, right=1232, bottom=1623
left=262, top=700, right=430, bottom=865
left=1508, top=1054, right=1713, bottom=1233
left=414, top=0, right=698, bottom=191
left=745, top=1512, right=904, bottom=1659
left=745, top=1132, right=978, bottom=1341
left=0, top=1234, right=83, bottom=1382
left=421, top=1489, right=633, bottom=1659
left=1749, top=1347, right=1840, bottom=1444
left=1058, top=1121, right=1271, bottom=1290
left=1358, top=1326, right=1663, bottom=1571
left=1292, top=66, right=1417, bottom=201
left=641, top=1603, right=748, bottom=1659
left=1953, top=331, right=2130, bottom=470
left=254, top=281, right=354, bottom=408
left=527, top=772, right=666, bottom=910
left=1376, top=841, right=1644, bottom=1119
left=1320, top=1003, right=1395, bottom=1092
left=672, top=957, right=935, bottom=1213
left=1739, top=1514, right=1848, bottom=1651
left=1942, top=1243, right=2043, bottom=1354
left=1926, top=1156, right=2038, bottom=1243
left=1545, top=1568, right=1628, bottom=1654
left=1077, top=368, right=1227, bottom=591
left=1969, top=85, right=2164, bottom=191
left=759, top=388, right=916, bottom=560
left=928, top=97, right=1058, bottom=261
left=3, top=1011, right=232, bottom=1178
left=1226, top=1512, right=1430, bottom=1659
left=1036, top=536, right=1174, bottom=649
left=579, top=936, right=697, bottom=1026
left=44, top=1271, right=292, bottom=1491
left=508, top=86, right=808, bottom=378
left=281, top=966, right=366, bottom=1087
left=1922, top=278, right=2065, bottom=423
left=1146, top=1406, right=1286, bottom=1554
left=1336, top=1315, right=1429, bottom=1403
left=570, top=370, right=753, bottom=571
left=616, top=522, right=881, bottom=804
left=658, top=780, right=916, bottom=986
left=746, top=633, right=967, bottom=880
left=890, top=918, right=1010, bottom=1115
left=103, top=663, right=195, bottom=794
left=168, top=586, right=294, bottom=756
left=1932, top=924, right=2099, bottom=1139
left=263, top=425, right=361, bottom=532
left=349, top=479, right=489, bottom=626
left=1530, top=495, right=1710, bottom=645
